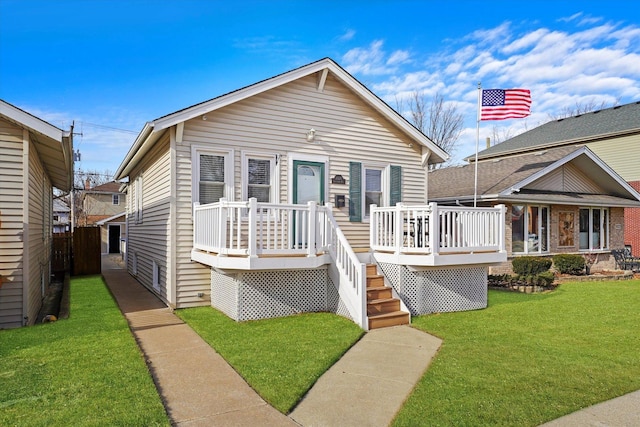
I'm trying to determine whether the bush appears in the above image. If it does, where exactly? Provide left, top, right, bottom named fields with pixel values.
left=553, top=254, right=586, bottom=275
left=512, top=256, right=553, bottom=276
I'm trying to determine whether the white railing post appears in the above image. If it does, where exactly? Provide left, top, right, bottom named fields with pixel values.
left=370, top=204, right=377, bottom=250
left=218, top=198, right=228, bottom=255
left=394, top=203, right=403, bottom=254
left=307, top=201, right=317, bottom=257
left=496, top=204, right=506, bottom=253
left=247, top=198, right=258, bottom=257
left=429, top=202, right=439, bottom=255
left=193, top=202, right=200, bottom=248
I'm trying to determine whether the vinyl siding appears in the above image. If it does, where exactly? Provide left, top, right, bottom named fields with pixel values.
left=173, top=72, right=429, bottom=307
left=587, top=134, right=640, bottom=182
left=26, top=138, right=51, bottom=325
left=0, top=119, right=25, bottom=328
left=527, top=162, right=602, bottom=193
left=125, top=133, right=172, bottom=304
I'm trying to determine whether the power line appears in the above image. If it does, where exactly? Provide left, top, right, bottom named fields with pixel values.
left=79, top=121, right=139, bottom=134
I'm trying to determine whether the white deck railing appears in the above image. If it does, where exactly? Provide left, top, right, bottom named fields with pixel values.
left=370, top=203, right=506, bottom=255
left=193, top=198, right=331, bottom=257
left=193, top=198, right=367, bottom=328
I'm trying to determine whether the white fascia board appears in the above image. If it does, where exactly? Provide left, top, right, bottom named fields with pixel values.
left=499, top=147, right=589, bottom=196
left=0, top=100, right=63, bottom=142
left=114, top=122, right=155, bottom=180
left=148, top=58, right=448, bottom=163
left=95, top=212, right=126, bottom=225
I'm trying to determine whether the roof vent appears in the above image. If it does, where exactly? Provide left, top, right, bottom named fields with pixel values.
left=613, top=105, right=622, bottom=109
left=535, top=150, right=548, bottom=155
left=492, top=158, right=502, bottom=163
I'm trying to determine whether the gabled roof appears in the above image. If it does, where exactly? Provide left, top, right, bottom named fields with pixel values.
left=429, top=146, right=640, bottom=207
left=470, top=100, right=640, bottom=161
left=115, top=58, right=448, bottom=179
left=0, top=99, right=73, bottom=191
left=96, top=212, right=126, bottom=225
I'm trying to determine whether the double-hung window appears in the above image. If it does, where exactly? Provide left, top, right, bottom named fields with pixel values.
left=349, top=162, right=401, bottom=222
left=193, top=147, right=234, bottom=205
left=113, top=194, right=120, bottom=205
left=579, top=207, right=609, bottom=250
left=242, top=152, right=276, bottom=204
left=511, top=204, right=549, bottom=253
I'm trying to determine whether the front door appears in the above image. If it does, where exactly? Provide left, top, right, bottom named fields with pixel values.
left=293, top=160, right=325, bottom=205
left=292, top=160, right=325, bottom=249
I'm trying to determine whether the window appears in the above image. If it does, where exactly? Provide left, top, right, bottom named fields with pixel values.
left=349, top=162, right=401, bottom=222
left=113, top=194, right=120, bottom=205
left=242, top=152, right=276, bottom=203
left=133, top=175, right=143, bottom=223
left=579, top=207, right=609, bottom=250
left=511, top=204, right=549, bottom=253
left=152, top=260, right=161, bottom=290
left=193, top=148, right=233, bottom=205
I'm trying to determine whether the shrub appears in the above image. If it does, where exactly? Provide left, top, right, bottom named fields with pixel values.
left=512, top=256, right=553, bottom=276
left=553, top=254, right=586, bottom=275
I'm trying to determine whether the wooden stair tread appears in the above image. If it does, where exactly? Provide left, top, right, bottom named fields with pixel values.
left=366, top=285, right=390, bottom=292
left=368, top=310, right=409, bottom=319
left=368, top=297, right=397, bottom=304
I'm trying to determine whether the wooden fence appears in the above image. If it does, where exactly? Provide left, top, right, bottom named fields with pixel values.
left=73, top=227, right=101, bottom=275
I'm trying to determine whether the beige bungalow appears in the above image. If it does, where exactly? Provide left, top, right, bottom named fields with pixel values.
left=429, top=145, right=640, bottom=273
left=115, top=58, right=506, bottom=330
left=0, top=100, right=73, bottom=328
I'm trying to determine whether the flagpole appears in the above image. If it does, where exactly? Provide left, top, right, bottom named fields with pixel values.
left=474, top=82, right=481, bottom=207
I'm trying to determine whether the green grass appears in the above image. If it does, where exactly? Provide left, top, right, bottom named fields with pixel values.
left=175, top=307, right=364, bottom=413
left=0, top=276, right=169, bottom=427
left=393, top=280, right=640, bottom=426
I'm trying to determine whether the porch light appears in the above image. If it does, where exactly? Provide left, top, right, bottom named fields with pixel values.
left=306, top=128, right=316, bottom=142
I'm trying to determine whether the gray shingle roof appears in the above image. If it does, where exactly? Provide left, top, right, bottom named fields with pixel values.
left=472, top=100, right=640, bottom=160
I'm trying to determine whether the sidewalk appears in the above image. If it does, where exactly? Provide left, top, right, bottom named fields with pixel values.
left=102, top=255, right=296, bottom=426
left=539, top=390, right=640, bottom=426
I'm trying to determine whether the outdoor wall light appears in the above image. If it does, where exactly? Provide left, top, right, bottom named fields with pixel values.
left=202, top=115, right=208, bottom=121
left=306, top=128, right=316, bottom=142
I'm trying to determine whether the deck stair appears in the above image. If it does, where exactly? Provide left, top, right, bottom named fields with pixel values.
left=366, top=264, right=410, bottom=329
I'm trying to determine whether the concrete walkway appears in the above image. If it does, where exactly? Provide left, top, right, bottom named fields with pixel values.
left=101, top=254, right=639, bottom=426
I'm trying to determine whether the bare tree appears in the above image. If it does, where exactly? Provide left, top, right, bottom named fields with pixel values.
left=548, top=98, right=619, bottom=120
left=72, top=169, right=114, bottom=226
left=397, top=91, right=464, bottom=169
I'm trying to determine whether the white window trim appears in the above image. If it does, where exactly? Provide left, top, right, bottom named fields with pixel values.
left=191, top=145, right=234, bottom=206
left=134, top=175, right=143, bottom=224
left=512, top=204, right=550, bottom=254
left=579, top=207, right=609, bottom=251
left=241, top=151, right=278, bottom=204
left=286, top=153, right=329, bottom=205
left=362, top=163, right=389, bottom=222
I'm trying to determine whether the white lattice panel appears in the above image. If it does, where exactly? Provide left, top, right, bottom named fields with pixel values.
left=379, top=263, right=487, bottom=316
left=210, top=270, right=239, bottom=319
left=237, top=269, right=328, bottom=321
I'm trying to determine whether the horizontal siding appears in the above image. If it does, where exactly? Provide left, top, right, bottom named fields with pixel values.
left=183, top=73, right=427, bottom=250
left=126, top=132, right=172, bottom=304
left=0, top=119, right=25, bottom=328
left=587, top=134, right=640, bottom=182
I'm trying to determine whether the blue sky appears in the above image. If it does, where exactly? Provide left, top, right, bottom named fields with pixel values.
left=1, top=0, right=639, bottom=178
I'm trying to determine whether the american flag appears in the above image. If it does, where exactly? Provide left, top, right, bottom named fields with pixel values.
left=480, top=89, right=531, bottom=121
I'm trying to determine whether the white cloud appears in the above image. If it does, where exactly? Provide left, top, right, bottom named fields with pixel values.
left=387, top=50, right=411, bottom=65
left=339, top=29, right=356, bottom=42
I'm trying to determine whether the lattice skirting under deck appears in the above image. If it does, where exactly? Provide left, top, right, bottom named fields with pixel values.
left=378, top=263, right=487, bottom=315
left=210, top=268, right=354, bottom=322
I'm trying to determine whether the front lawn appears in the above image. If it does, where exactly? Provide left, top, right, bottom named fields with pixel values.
left=175, top=308, right=364, bottom=413
left=393, top=280, right=640, bottom=426
left=0, top=276, right=169, bottom=427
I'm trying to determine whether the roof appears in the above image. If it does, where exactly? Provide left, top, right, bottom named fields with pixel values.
left=96, top=212, right=126, bottom=225
left=429, top=146, right=640, bottom=207
left=0, top=99, right=73, bottom=191
left=115, top=57, right=448, bottom=180
left=88, top=181, right=123, bottom=193
left=53, top=198, right=71, bottom=212
left=471, top=100, right=640, bottom=161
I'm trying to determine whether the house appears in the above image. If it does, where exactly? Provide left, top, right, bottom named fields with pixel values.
left=0, top=99, right=73, bottom=328
left=115, top=58, right=506, bottom=330
left=429, top=145, right=640, bottom=273
left=79, top=181, right=126, bottom=226
left=472, top=101, right=640, bottom=255
left=53, top=198, right=71, bottom=233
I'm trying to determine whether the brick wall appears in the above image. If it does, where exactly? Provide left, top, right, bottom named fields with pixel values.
left=624, top=181, right=640, bottom=257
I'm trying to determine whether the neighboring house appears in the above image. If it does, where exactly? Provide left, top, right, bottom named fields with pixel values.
left=96, top=213, right=126, bottom=254
left=0, top=99, right=73, bottom=328
left=80, top=181, right=126, bottom=225
left=115, top=58, right=506, bottom=330
left=53, top=198, right=71, bottom=233
left=472, top=101, right=640, bottom=255
left=429, top=145, right=640, bottom=273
